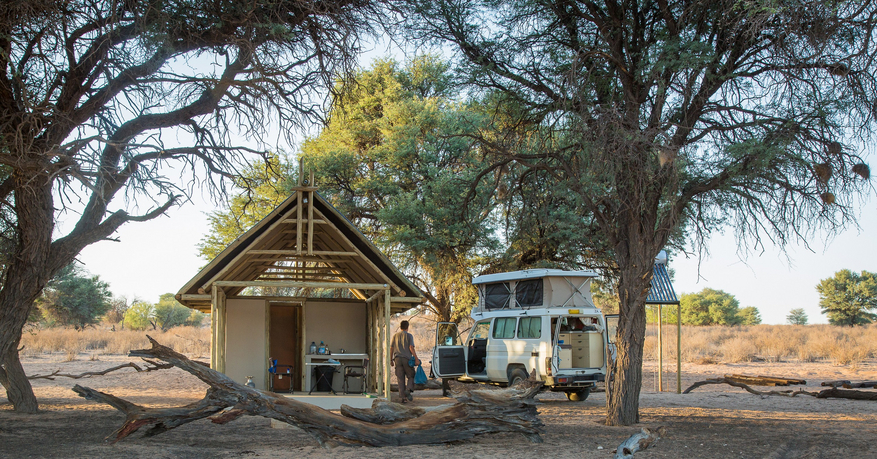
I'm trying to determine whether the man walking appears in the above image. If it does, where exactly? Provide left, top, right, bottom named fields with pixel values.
left=391, top=320, right=420, bottom=403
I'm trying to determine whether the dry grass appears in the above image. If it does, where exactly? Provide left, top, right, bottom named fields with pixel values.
left=21, top=325, right=211, bottom=359
left=645, top=323, right=877, bottom=367
left=21, top=318, right=876, bottom=370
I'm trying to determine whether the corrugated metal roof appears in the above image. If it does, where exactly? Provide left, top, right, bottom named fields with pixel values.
left=646, top=262, right=679, bottom=304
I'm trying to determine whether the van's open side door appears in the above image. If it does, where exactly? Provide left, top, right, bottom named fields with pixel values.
left=432, top=322, right=466, bottom=378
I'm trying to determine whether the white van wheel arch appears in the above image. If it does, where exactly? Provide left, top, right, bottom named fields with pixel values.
left=507, top=367, right=529, bottom=387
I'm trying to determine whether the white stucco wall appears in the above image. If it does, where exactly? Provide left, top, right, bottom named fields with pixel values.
left=225, top=298, right=268, bottom=390
left=303, top=301, right=367, bottom=355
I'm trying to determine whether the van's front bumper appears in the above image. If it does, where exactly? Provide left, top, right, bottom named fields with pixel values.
left=545, top=373, right=604, bottom=391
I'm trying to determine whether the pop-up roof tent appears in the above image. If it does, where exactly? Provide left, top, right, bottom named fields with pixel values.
left=471, top=269, right=599, bottom=314
left=177, top=178, right=423, bottom=399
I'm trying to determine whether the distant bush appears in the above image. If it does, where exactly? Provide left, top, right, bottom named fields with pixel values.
left=123, top=301, right=154, bottom=331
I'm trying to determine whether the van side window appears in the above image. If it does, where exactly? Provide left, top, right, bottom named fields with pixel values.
left=492, top=317, right=517, bottom=339
left=518, top=317, right=541, bottom=339
left=484, top=283, right=511, bottom=310
left=515, top=279, right=543, bottom=308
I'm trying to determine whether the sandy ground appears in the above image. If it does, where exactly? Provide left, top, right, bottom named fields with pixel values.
left=3, top=354, right=877, bottom=458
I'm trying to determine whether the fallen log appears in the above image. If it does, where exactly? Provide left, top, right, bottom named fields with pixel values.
left=724, top=374, right=805, bottom=386
left=29, top=360, right=175, bottom=380
left=816, top=388, right=877, bottom=401
left=73, top=336, right=544, bottom=447
left=683, top=378, right=816, bottom=397
left=685, top=378, right=877, bottom=401
left=821, top=380, right=877, bottom=389
left=821, top=380, right=852, bottom=388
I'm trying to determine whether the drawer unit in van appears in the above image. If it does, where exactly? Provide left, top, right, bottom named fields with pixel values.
left=557, top=345, right=572, bottom=368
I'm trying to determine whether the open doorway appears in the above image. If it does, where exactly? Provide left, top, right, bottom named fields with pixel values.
left=269, top=303, right=302, bottom=392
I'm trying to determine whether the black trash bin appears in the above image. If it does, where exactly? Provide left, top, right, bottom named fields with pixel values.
left=314, top=365, right=335, bottom=392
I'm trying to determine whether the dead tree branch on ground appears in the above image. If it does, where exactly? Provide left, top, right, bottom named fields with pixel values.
left=684, top=378, right=877, bottom=401
left=73, top=336, right=543, bottom=447
left=29, top=360, right=174, bottom=380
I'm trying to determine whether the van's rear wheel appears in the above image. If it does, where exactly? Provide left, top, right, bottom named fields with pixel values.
left=565, top=388, right=591, bottom=401
left=507, top=368, right=529, bottom=387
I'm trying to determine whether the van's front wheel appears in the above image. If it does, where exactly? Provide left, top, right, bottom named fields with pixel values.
left=565, top=388, right=591, bottom=401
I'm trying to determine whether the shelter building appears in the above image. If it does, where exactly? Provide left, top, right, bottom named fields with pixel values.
left=176, top=179, right=423, bottom=398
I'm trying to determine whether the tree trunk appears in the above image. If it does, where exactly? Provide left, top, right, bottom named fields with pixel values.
left=0, top=349, right=38, bottom=412
left=0, top=172, right=58, bottom=413
left=605, top=236, right=656, bottom=426
left=606, top=295, right=647, bottom=425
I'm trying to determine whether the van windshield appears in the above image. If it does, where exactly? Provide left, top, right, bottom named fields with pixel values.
left=470, top=321, right=491, bottom=339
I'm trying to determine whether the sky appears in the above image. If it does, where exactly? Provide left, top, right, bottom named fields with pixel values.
left=65, top=42, right=877, bottom=326
left=72, top=184, right=875, bottom=325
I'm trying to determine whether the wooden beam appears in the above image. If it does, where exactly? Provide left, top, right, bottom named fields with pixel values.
left=311, top=207, right=402, bottom=295
left=384, top=289, right=391, bottom=400
left=211, top=285, right=227, bottom=373
left=296, top=192, right=303, bottom=255
left=256, top=274, right=345, bottom=280
left=256, top=266, right=340, bottom=273
left=246, top=250, right=359, bottom=257
left=181, top=294, right=211, bottom=301
left=214, top=280, right=389, bottom=290
left=247, top=257, right=353, bottom=264
left=282, top=218, right=326, bottom=224
left=390, top=297, right=423, bottom=303
left=308, top=190, right=314, bottom=256
left=365, top=290, right=384, bottom=303
left=199, top=204, right=303, bottom=291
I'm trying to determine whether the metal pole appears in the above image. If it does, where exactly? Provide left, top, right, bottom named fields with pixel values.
left=658, top=304, right=663, bottom=392
left=677, top=302, right=682, bottom=394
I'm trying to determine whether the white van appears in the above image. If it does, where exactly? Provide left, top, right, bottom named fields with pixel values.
left=432, top=269, right=607, bottom=400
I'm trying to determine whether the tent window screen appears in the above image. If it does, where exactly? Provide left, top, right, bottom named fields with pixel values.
left=492, top=318, right=517, bottom=339
left=515, top=279, right=543, bottom=308
left=484, top=283, right=511, bottom=310
left=518, top=317, right=541, bottom=339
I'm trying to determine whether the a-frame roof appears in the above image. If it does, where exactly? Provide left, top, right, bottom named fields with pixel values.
left=177, top=189, right=423, bottom=312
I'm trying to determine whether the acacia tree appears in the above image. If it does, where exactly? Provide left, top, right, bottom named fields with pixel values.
left=787, top=307, right=809, bottom=325
left=201, top=58, right=500, bottom=321
left=31, top=263, right=112, bottom=329
left=404, top=0, right=876, bottom=425
left=817, top=269, right=877, bottom=326
left=0, top=0, right=375, bottom=413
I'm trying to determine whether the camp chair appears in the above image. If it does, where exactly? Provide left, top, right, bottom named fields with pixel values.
left=342, top=358, right=368, bottom=394
left=268, top=358, right=294, bottom=393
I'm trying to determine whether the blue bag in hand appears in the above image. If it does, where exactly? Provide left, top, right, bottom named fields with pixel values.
left=414, top=364, right=427, bottom=385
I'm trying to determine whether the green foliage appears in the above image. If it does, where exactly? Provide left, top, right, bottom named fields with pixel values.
left=817, top=270, right=877, bottom=326
left=300, top=57, right=501, bottom=321
left=32, top=264, right=112, bottom=329
left=737, top=307, right=762, bottom=325
left=787, top=308, right=809, bottom=325
left=153, top=293, right=202, bottom=331
left=123, top=301, right=154, bottom=331
left=679, top=288, right=742, bottom=326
